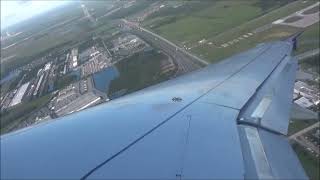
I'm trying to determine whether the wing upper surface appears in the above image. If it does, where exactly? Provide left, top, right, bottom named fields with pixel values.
left=1, top=41, right=307, bottom=179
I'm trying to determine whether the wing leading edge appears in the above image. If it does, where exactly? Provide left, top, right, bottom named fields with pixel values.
left=0, top=40, right=307, bottom=179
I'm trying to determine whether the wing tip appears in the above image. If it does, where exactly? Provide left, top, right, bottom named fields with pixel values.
left=283, top=31, right=305, bottom=51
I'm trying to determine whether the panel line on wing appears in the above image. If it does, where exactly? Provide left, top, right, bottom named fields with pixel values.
left=81, top=92, right=211, bottom=179
left=177, top=115, right=192, bottom=179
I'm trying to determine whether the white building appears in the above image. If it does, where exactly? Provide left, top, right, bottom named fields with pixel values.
left=71, top=48, right=78, bottom=68
left=44, top=62, right=51, bottom=71
left=294, top=97, right=314, bottom=108
left=9, top=82, right=30, bottom=107
left=293, top=93, right=299, bottom=100
left=294, top=81, right=319, bottom=105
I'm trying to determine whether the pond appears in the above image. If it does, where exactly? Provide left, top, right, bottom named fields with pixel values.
left=92, top=66, right=120, bottom=94
left=92, top=49, right=176, bottom=100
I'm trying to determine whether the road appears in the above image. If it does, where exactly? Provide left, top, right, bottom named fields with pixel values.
left=289, top=122, right=319, bottom=154
left=136, top=23, right=209, bottom=66
left=296, top=48, right=319, bottom=61
left=289, top=121, right=319, bottom=139
left=131, top=29, right=199, bottom=75
left=121, top=19, right=208, bottom=75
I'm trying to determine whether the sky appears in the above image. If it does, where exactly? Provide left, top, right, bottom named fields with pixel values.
left=1, top=0, right=72, bottom=30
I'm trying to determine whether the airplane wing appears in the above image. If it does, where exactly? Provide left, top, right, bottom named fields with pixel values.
left=1, top=39, right=308, bottom=179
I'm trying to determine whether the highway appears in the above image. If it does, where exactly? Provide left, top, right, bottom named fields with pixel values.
left=296, top=48, right=319, bottom=61
left=136, top=23, right=209, bottom=66
left=121, top=19, right=208, bottom=75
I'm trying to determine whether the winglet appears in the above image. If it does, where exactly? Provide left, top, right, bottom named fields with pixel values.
left=284, top=31, right=304, bottom=51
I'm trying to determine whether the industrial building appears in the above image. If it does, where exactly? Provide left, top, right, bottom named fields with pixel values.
left=54, top=92, right=101, bottom=117
left=71, top=48, right=79, bottom=68
left=9, top=82, right=30, bottom=107
left=294, top=81, right=320, bottom=107
left=295, top=97, right=314, bottom=108
left=111, top=34, right=148, bottom=57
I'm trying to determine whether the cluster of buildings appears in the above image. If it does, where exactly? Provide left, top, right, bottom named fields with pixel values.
left=34, top=63, right=52, bottom=96
left=110, top=34, right=148, bottom=58
left=79, top=46, right=100, bottom=62
left=293, top=81, right=320, bottom=109
left=1, top=31, right=177, bottom=132
left=25, top=61, right=55, bottom=100
left=69, top=48, right=79, bottom=70
left=80, top=45, right=112, bottom=78
left=0, top=91, right=14, bottom=110
left=48, top=77, right=102, bottom=117
left=0, top=61, right=55, bottom=111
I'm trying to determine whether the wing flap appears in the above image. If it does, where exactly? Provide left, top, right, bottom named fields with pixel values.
left=238, top=55, right=298, bottom=135
left=199, top=41, right=292, bottom=109
left=238, top=125, right=307, bottom=179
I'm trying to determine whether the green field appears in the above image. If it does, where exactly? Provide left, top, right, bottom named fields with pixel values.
left=292, top=143, right=320, bottom=180
left=109, top=49, right=174, bottom=98
left=0, top=94, right=53, bottom=134
left=142, top=0, right=316, bottom=63
left=109, top=0, right=154, bottom=19
left=144, top=1, right=266, bottom=45
left=191, top=24, right=298, bottom=63
left=300, top=55, right=320, bottom=74
left=190, top=0, right=316, bottom=63
left=55, top=73, right=79, bottom=90
left=288, top=119, right=318, bottom=135
left=296, top=22, right=320, bottom=54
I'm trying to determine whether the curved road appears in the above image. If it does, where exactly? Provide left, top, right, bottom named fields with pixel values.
left=121, top=19, right=209, bottom=75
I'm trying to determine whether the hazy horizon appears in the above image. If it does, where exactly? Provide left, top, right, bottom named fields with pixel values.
left=1, top=0, right=73, bottom=31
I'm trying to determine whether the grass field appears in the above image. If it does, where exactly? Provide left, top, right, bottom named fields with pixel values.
left=191, top=0, right=316, bottom=63
left=191, top=24, right=299, bottom=63
left=109, top=50, right=173, bottom=98
left=288, top=119, right=318, bottom=135
left=0, top=94, right=53, bottom=134
left=142, top=0, right=316, bottom=63
left=144, top=1, right=266, bottom=45
left=300, top=55, right=320, bottom=74
left=292, top=143, right=320, bottom=180
left=296, top=22, right=320, bottom=54
left=109, top=0, right=154, bottom=19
